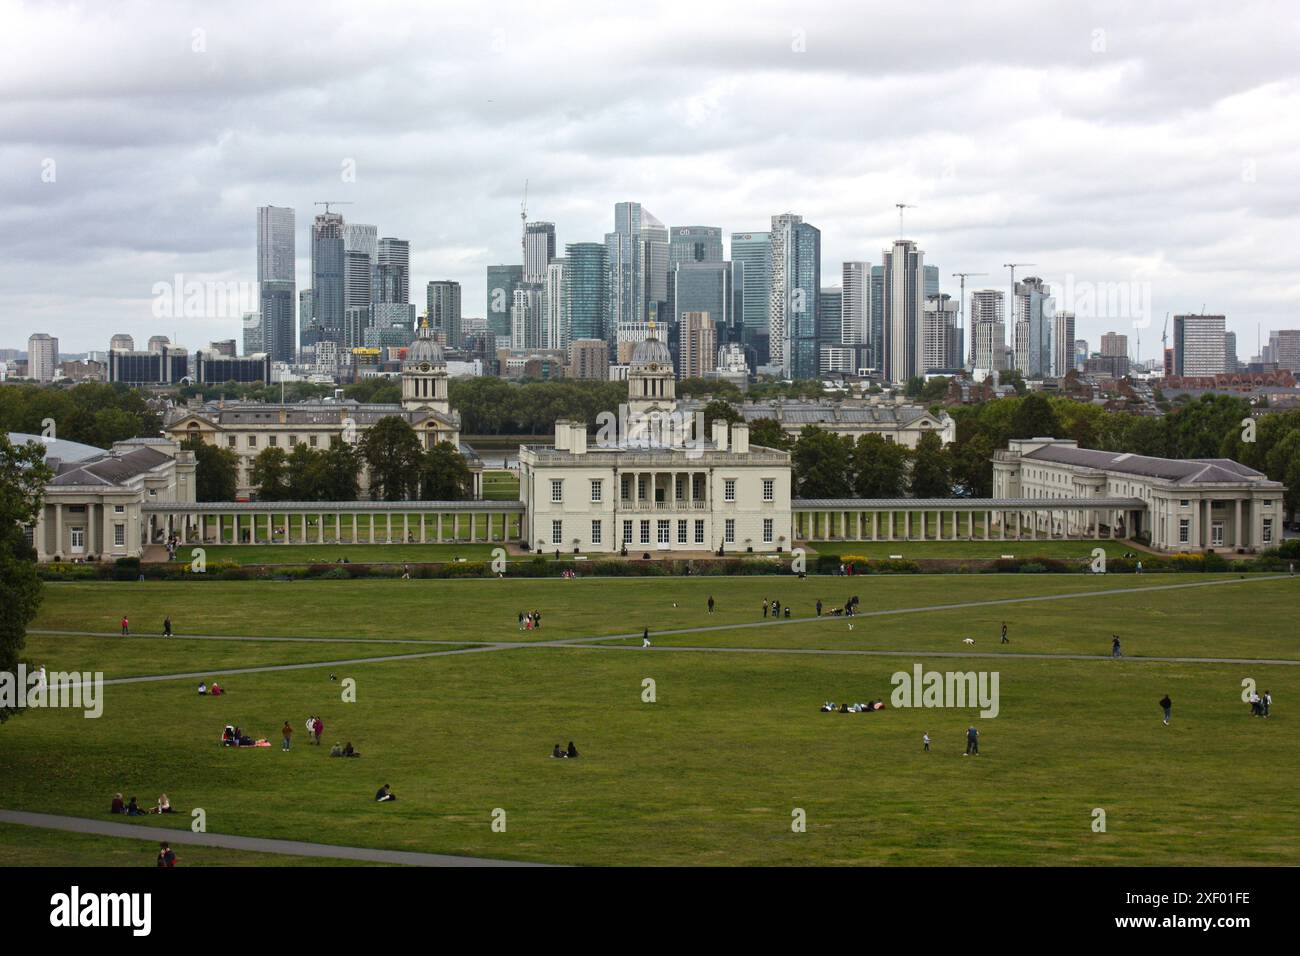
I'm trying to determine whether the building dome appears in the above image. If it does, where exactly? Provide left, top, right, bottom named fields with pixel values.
left=631, top=332, right=673, bottom=371
left=405, top=320, right=445, bottom=367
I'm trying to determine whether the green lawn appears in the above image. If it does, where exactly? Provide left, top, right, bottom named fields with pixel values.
left=4, top=573, right=1296, bottom=866
left=805, top=539, right=1133, bottom=559
left=174, top=543, right=505, bottom=566
left=482, top=469, right=520, bottom=502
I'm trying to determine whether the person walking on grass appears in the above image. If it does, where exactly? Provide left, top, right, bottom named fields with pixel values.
left=1000, top=622, right=1008, bottom=644
left=816, top=599, right=823, bottom=617
left=964, top=726, right=979, bottom=756
left=121, top=615, right=129, bottom=637
left=1160, top=694, right=1172, bottom=726
left=281, top=720, right=293, bottom=751
left=762, top=599, right=768, bottom=619
left=1111, top=635, right=1122, bottom=659
left=707, top=595, right=715, bottom=614
left=163, top=616, right=173, bottom=638
left=642, top=627, right=651, bottom=649
left=313, top=716, right=323, bottom=746
left=923, top=733, right=930, bottom=753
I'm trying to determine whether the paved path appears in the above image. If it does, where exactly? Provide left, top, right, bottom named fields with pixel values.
left=0, top=809, right=544, bottom=867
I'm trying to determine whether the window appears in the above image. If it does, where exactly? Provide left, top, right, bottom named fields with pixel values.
left=622, top=520, right=633, bottom=544
left=114, top=524, right=125, bottom=547
left=551, top=479, right=564, bottom=503
left=724, top=519, right=735, bottom=544
left=639, top=520, right=650, bottom=544
left=637, top=476, right=647, bottom=500
left=675, top=476, right=685, bottom=500
left=762, top=478, right=774, bottom=502
left=590, top=479, right=603, bottom=503
left=677, top=520, right=687, bottom=543
left=621, top=476, right=633, bottom=501
left=247, top=435, right=258, bottom=448
left=694, top=520, right=705, bottom=544
left=763, top=518, right=774, bottom=543
left=113, top=504, right=125, bottom=514
left=591, top=520, right=602, bottom=545
left=1211, top=522, right=1224, bottom=547
left=227, top=436, right=237, bottom=448
left=1263, top=518, right=1273, bottom=544
left=724, top=479, right=736, bottom=502
left=1179, top=518, right=1190, bottom=544
left=70, top=528, right=85, bottom=551
left=657, top=520, right=670, bottom=544
left=288, top=435, right=297, bottom=445
left=269, top=435, right=278, bottom=447
left=310, top=435, right=319, bottom=447
left=1180, top=499, right=1190, bottom=507
left=551, top=519, right=563, bottom=543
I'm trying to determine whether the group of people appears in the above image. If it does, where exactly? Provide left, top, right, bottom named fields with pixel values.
left=517, top=609, right=544, bottom=630
left=551, top=741, right=580, bottom=758
left=820, top=701, right=884, bottom=713
left=836, top=563, right=859, bottom=576
left=304, top=715, right=324, bottom=746
left=761, top=598, right=792, bottom=619
left=163, top=533, right=181, bottom=561
left=1249, top=690, right=1272, bottom=717
left=111, top=793, right=172, bottom=815
left=329, top=741, right=361, bottom=757
left=197, top=681, right=224, bottom=696
left=221, top=724, right=261, bottom=747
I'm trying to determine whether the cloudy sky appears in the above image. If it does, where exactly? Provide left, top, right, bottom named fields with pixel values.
left=3, top=0, right=1299, bottom=357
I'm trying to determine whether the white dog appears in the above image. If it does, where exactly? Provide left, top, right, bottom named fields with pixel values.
left=962, top=638, right=975, bottom=645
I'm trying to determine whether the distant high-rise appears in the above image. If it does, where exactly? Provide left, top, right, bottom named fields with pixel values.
left=882, top=239, right=925, bottom=383
left=524, top=222, right=557, bottom=285
left=377, top=238, right=411, bottom=305
left=28, top=333, right=58, bottom=382
left=605, top=202, right=668, bottom=345
left=768, top=213, right=820, bottom=379
left=1012, top=277, right=1053, bottom=377
left=426, top=281, right=463, bottom=348
left=511, top=284, right=544, bottom=350
left=298, top=289, right=317, bottom=351
left=1173, top=314, right=1226, bottom=377
left=567, top=339, right=609, bottom=381
left=669, top=226, right=723, bottom=267
left=311, top=211, right=346, bottom=344
left=678, top=312, right=718, bottom=379
left=110, top=333, right=135, bottom=352
left=1224, top=331, right=1238, bottom=372
left=486, top=264, right=523, bottom=339
left=969, top=289, right=1006, bottom=371
left=148, top=335, right=171, bottom=353
left=1100, top=332, right=1128, bottom=358
left=257, top=206, right=296, bottom=364
left=840, top=262, right=870, bottom=347
left=543, top=259, right=566, bottom=351
left=561, top=243, right=609, bottom=350
left=818, top=287, right=843, bottom=351
left=1266, top=330, right=1300, bottom=371
left=343, top=223, right=377, bottom=316
left=731, top=231, right=772, bottom=367
left=242, top=312, right=263, bottom=355
left=668, top=261, right=733, bottom=352
left=922, top=294, right=961, bottom=371
left=924, top=265, right=940, bottom=298
left=1052, top=310, right=1076, bottom=378
left=642, top=211, right=669, bottom=325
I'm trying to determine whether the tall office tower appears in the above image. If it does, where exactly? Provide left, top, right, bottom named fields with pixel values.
left=968, top=289, right=1006, bottom=370
left=668, top=261, right=733, bottom=347
left=678, top=312, right=718, bottom=379
left=922, top=294, right=961, bottom=371
left=1100, top=332, right=1128, bottom=358
left=768, top=213, right=821, bottom=379
left=543, top=259, right=566, bottom=351
left=343, top=306, right=371, bottom=350
left=27, top=333, right=58, bottom=382
left=256, top=206, right=297, bottom=364
left=1052, top=310, right=1076, bottom=378
left=148, top=335, right=171, bottom=353
left=242, top=312, right=263, bottom=355
left=1268, top=330, right=1300, bottom=371
left=311, top=211, right=346, bottom=344
left=561, top=243, right=609, bottom=351
left=344, top=250, right=373, bottom=311
left=881, top=239, right=925, bottom=383
left=376, top=238, right=411, bottom=304
left=511, top=284, right=544, bottom=350
left=524, top=222, right=557, bottom=285
left=110, top=333, right=135, bottom=351
left=1075, top=339, right=1089, bottom=371
left=731, top=231, right=772, bottom=366
left=425, top=281, right=463, bottom=348
left=486, top=264, right=524, bottom=340
left=1173, top=314, right=1227, bottom=376
left=298, top=289, right=317, bottom=351
left=606, top=202, right=645, bottom=344
left=924, top=265, right=940, bottom=298
left=669, top=226, right=724, bottom=267
left=841, top=262, right=870, bottom=346
left=567, top=339, right=609, bottom=380
left=1012, top=276, right=1053, bottom=377
left=1224, top=331, right=1238, bottom=372
left=818, top=287, right=843, bottom=349
left=641, top=209, right=669, bottom=325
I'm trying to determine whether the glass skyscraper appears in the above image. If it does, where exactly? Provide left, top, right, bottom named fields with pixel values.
left=486, top=264, right=523, bottom=339
left=669, top=226, right=723, bottom=267
left=769, top=214, right=820, bottom=379
left=730, top=231, right=771, bottom=367
left=256, top=206, right=295, bottom=363
left=562, top=242, right=609, bottom=348
left=311, top=211, right=345, bottom=346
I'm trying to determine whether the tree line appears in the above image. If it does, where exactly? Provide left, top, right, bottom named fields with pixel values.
left=0, top=382, right=160, bottom=449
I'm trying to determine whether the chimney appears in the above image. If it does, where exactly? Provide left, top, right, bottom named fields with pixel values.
left=711, top=420, right=729, bottom=451
left=731, top=422, right=749, bottom=454
left=570, top=422, right=587, bottom=455
left=554, top=419, right=570, bottom=452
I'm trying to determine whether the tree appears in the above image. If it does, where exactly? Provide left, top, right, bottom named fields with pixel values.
left=701, top=399, right=741, bottom=432
left=319, top=438, right=360, bottom=501
left=749, top=417, right=792, bottom=451
left=909, top=432, right=953, bottom=498
left=791, top=426, right=854, bottom=498
left=903, top=376, right=926, bottom=399
left=1009, top=392, right=1062, bottom=440
left=285, top=444, right=327, bottom=500
left=1264, top=430, right=1300, bottom=517
left=182, top=436, right=239, bottom=502
left=362, top=417, right=423, bottom=500
left=999, top=369, right=1028, bottom=396
left=1, top=435, right=52, bottom=721
left=418, top=442, right=473, bottom=500
left=852, top=433, right=909, bottom=498
left=249, top=446, right=290, bottom=501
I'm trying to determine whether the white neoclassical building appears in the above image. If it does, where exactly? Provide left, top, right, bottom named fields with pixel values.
left=164, top=320, right=482, bottom=498
left=993, top=438, right=1285, bottom=552
left=518, top=328, right=795, bottom=554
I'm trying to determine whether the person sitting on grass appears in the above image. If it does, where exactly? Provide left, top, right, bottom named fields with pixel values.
left=209, top=682, right=223, bottom=697
left=552, top=744, right=566, bottom=758
left=157, top=842, right=177, bottom=867
left=149, top=793, right=173, bottom=814
left=330, top=742, right=343, bottom=757
left=343, top=741, right=360, bottom=757
left=566, top=741, right=579, bottom=759
left=198, top=682, right=207, bottom=696
left=375, top=784, right=396, bottom=802
left=111, top=793, right=125, bottom=814
left=126, top=796, right=145, bottom=816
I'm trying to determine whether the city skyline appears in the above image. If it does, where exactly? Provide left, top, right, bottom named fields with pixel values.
left=5, top=1, right=1299, bottom=355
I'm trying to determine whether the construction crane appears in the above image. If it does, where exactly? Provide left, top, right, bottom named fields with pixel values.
left=952, top=272, right=988, bottom=367
left=894, top=203, right=916, bottom=239
left=313, top=201, right=354, bottom=215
